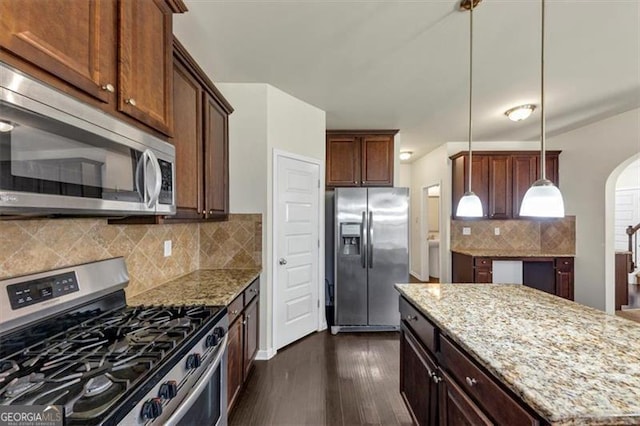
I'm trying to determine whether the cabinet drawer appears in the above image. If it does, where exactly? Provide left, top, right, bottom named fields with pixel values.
left=399, top=297, right=437, bottom=354
left=441, top=336, right=539, bottom=426
left=244, top=278, right=260, bottom=306
left=474, top=258, right=492, bottom=267
left=555, top=257, right=573, bottom=270
left=228, top=295, right=243, bottom=325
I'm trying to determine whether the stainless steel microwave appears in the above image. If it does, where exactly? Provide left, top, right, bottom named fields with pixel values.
left=0, top=63, right=175, bottom=216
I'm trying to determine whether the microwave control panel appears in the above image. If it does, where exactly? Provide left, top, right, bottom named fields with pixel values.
left=7, top=271, right=79, bottom=310
left=158, top=158, right=174, bottom=205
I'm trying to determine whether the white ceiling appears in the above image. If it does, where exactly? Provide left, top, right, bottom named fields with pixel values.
left=174, top=0, right=640, bottom=161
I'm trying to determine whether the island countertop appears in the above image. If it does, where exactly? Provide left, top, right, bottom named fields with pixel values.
left=127, top=269, right=261, bottom=307
left=395, top=283, right=640, bottom=425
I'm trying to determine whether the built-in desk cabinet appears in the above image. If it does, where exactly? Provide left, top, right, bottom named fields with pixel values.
left=399, top=296, right=541, bottom=426
left=227, top=278, right=260, bottom=413
left=452, top=252, right=574, bottom=301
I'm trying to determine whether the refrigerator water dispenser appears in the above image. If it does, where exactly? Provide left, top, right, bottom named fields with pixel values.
left=340, top=223, right=361, bottom=256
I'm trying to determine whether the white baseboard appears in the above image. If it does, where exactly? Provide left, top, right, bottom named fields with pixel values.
left=255, top=348, right=277, bottom=360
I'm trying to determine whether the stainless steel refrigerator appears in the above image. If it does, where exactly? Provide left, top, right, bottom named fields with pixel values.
left=330, top=187, right=409, bottom=334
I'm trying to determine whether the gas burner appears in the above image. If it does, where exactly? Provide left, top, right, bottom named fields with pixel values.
left=84, top=375, right=113, bottom=397
left=2, top=373, right=45, bottom=399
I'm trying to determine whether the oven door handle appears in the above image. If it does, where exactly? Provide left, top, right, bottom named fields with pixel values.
left=163, top=335, right=228, bottom=426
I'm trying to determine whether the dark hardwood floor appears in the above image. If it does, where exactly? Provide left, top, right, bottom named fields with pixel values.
left=229, top=331, right=412, bottom=426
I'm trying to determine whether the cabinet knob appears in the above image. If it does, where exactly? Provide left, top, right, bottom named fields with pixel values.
left=231, top=310, right=239, bottom=315
left=101, top=83, right=115, bottom=93
left=431, top=373, right=442, bottom=384
left=465, top=376, right=478, bottom=387
left=354, top=180, right=358, bottom=184
left=405, top=314, right=417, bottom=322
left=125, top=98, right=137, bottom=106
left=209, top=210, right=213, bottom=214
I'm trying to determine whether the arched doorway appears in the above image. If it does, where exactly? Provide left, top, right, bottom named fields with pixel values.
left=605, top=153, right=640, bottom=317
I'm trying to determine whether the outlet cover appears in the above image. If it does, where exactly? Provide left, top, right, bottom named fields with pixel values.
left=164, top=240, right=172, bottom=257
left=462, top=227, right=471, bottom=236
left=494, top=227, right=500, bottom=236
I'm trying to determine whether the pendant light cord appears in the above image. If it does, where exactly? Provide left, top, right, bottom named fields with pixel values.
left=467, top=0, right=474, bottom=193
left=540, top=0, right=546, bottom=180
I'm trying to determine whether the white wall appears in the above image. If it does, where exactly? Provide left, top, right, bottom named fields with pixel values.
left=616, top=159, right=640, bottom=189
left=548, top=108, right=640, bottom=312
left=218, top=83, right=326, bottom=358
left=399, top=164, right=411, bottom=188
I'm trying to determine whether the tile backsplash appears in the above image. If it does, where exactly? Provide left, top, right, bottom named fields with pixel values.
left=451, top=216, right=575, bottom=254
left=0, top=214, right=262, bottom=297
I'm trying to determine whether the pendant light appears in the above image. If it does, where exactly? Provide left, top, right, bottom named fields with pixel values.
left=456, top=0, right=483, bottom=218
left=519, top=0, right=565, bottom=218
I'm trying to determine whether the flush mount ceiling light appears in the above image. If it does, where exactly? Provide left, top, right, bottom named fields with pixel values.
left=520, top=0, right=565, bottom=218
left=399, top=151, right=413, bottom=161
left=505, top=104, right=536, bottom=122
left=455, top=0, right=483, bottom=218
left=0, top=121, right=14, bottom=133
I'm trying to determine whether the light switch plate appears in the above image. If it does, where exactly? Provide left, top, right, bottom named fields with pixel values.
left=164, top=240, right=172, bottom=257
left=494, top=227, right=500, bottom=236
left=462, top=227, right=471, bottom=236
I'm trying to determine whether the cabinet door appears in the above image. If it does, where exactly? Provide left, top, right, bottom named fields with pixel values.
left=400, top=326, right=439, bottom=426
left=227, top=316, right=243, bottom=410
left=439, top=371, right=492, bottom=426
left=243, top=297, right=259, bottom=379
left=171, top=58, right=204, bottom=220
left=326, top=135, right=361, bottom=187
left=555, top=258, right=574, bottom=301
left=118, top=0, right=173, bottom=135
left=537, top=154, right=559, bottom=187
left=452, top=156, right=466, bottom=218
left=488, top=155, right=512, bottom=219
left=204, top=93, right=229, bottom=219
left=512, top=155, right=537, bottom=219
left=361, top=134, right=394, bottom=187
left=0, top=0, right=116, bottom=103
left=474, top=258, right=492, bottom=283
left=452, top=155, right=489, bottom=219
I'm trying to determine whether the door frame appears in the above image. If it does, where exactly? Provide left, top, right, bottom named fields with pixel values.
left=420, top=182, right=443, bottom=282
left=272, top=149, right=325, bottom=352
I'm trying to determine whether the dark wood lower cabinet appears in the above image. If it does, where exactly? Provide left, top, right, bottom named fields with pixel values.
left=227, top=278, right=260, bottom=414
left=400, top=325, right=438, bottom=426
left=439, top=371, right=491, bottom=426
left=400, top=296, right=543, bottom=426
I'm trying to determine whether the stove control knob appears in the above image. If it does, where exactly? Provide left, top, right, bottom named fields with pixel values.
left=158, top=380, right=178, bottom=399
left=142, top=397, right=163, bottom=420
left=205, top=334, right=219, bottom=348
left=213, top=326, right=226, bottom=338
left=186, top=353, right=202, bottom=369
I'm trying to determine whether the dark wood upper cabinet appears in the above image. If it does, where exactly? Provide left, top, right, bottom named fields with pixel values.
left=361, top=134, right=394, bottom=186
left=118, top=0, right=174, bottom=136
left=0, top=0, right=116, bottom=104
left=326, top=130, right=397, bottom=188
left=0, top=0, right=186, bottom=138
left=488, top=155, right=512, bottom=219
left=327, top=135, right=360, bottom=186
left=204, top=93, right=229, bottom=218
left=451, top=151, right=560, bottom=220
left=172, top=57, right=203, bottom=219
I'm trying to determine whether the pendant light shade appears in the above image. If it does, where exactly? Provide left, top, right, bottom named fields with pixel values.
left=519, top=0, right=565, bottom=218
left=455, top=0, right=484, bottom=218
left=456, top=191, right=483, bottom=217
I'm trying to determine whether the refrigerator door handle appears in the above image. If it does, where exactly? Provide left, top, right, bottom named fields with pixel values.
left=368, top=211, right=373, bottom=268
left=361, top=211, right=366, bottom=268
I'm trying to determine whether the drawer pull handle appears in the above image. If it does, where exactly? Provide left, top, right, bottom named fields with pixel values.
left=430, top=372, right=442, bottom=383
left=231, top=310, right=239, bottom=315
left=405, top=315, right=418, bottom=322
left=465, top=377, right=477, bottom=387
left=250, top=288, right=258, bottom=293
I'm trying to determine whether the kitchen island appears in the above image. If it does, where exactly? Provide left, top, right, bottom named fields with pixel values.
left=396, top=283, right=640, bottom=425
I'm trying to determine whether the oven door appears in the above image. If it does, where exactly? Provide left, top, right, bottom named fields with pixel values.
left=165, top=337, right=228, bottom=426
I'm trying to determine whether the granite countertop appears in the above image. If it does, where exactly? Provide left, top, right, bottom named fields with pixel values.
left=395, top=283, right=640, bottom=425
left=452, top=248, right=575, bottom=257
left=127, top=269, right=261, bottom=307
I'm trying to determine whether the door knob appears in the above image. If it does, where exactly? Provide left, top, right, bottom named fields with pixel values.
left=279, top=258, right=287, bottom=265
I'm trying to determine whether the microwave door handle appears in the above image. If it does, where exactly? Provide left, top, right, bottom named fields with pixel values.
left=163, top=335, right=228, bottom=426
left=145, top=150, right=162, bottom=209
left=135, top=150, right=147, bottom=203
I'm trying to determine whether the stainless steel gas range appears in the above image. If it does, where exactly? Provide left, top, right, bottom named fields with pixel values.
left=0, top=257, right=228, bottom=425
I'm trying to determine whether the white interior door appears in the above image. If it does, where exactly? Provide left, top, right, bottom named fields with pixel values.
left=275, top=154, right=320, bottom=350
